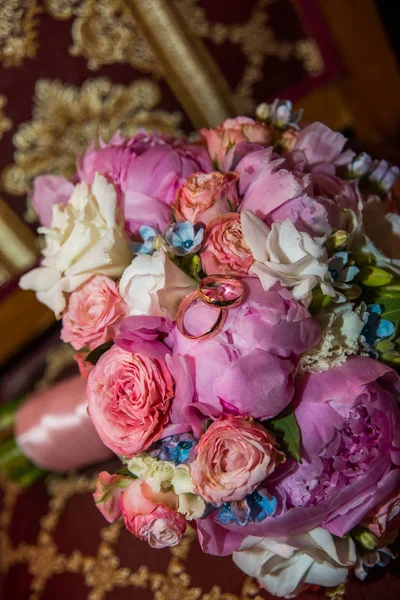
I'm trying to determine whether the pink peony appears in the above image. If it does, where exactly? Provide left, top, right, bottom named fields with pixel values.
left=200, top=213, right=254, bottom=277
left=87, top=345, right=174, bottom=456
left=121, top=479, right=186, bottom=548
left=121, top=138, right=212, bottom=234
left=197, top=357, right=400, bottom=556
left=292, top=122, right=355, bottom=171
left=93, top=471, right=131, bottom=523
left=173, top=171, right=239, bottom=226
left=361, top=488, right=400, bottom=538
left=191, top=416, right=285, bottom=504
left=236, top=147, right=312, bottom=219
left=78, top=132, right=213, bottom=235
left=201, top=117, right=272, bottom=168
left=32, top=175, right=74, bottom=226
left=61, top=275, right=127, bottom=351
left=169, top=279, right=320, bottom=434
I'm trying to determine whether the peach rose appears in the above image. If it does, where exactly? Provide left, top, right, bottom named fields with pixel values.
left=190, top=416, right=285, bottom=504
left=61, top=275, right=127, bottom=351
left=87, top=346, right=174, bottom=457
left=121, top=479, right=186, bottom=548
left=173, top=171, right=239, bottom=226
left=200, top=213, right=254, bottom=276
left=74, top=352, right=94, bottom=380
left=362, top=488, right=400, bottom=538
left=93, top=471, right=131, bottom=523
left=201, top=117, right=272, bottom=167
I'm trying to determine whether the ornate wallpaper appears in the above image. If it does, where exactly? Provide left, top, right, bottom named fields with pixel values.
left=0, top=0, right=340, bottom=221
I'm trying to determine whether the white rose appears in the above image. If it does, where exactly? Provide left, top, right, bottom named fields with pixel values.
left=120, top=250, right=197, bottom=319
left=241, top=211, right=335, bottom=306
left=19, top=173, right=132, bottom=317
left=233, top=528, right=356, bottom=598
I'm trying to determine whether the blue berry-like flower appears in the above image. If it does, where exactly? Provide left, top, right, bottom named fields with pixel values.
left=149, top=433, right=197, bottom=465
left=361, top=304, right=395, bottom=350
left=165, top=221, right=204, bottom=256
left=215, top=489, right=277, bottom=526
left=328, top=251, right=359, bottom=286
left=131, top=225, right=161, bottom=255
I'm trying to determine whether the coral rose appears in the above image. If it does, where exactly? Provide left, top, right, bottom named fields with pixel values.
left=87, top=346, right=174, bottom=457
left=61, top=275, right=127, bottom=351
left=121, top=479, right=186, bottom=548
left=190, top=416, right=285, bottom=504
left=93, top=471, right=131, bottom=523
left=200, top=213, right=254, bottom=277
left=173, top=171, right=239, bottom=226
left=201, top=117, right=272, bottom=168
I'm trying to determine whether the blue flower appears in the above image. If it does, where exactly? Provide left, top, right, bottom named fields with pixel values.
left=347, top=152, right=372, bottom=178
left=149, top=434, right=197, bottom=465
left=130, top=225, right=160, bottom=255
left=257, top=99, right=302, bottom=129
left=215, top=489, right=277, bottom=527
left=361, top=304, right=395, bottom=349
left=165, top=221, right=204, bottom=256
left=328, top=251, right=359, bottom=285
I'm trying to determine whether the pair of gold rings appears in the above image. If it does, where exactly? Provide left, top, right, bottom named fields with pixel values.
left=176, top=275, right=245, bottom=341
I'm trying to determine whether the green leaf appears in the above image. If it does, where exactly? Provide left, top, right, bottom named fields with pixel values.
left=267, top=408, right=302, bottom=462
left=115, top=468, right=137, bottom=479
left=86, top=341, right=113, bottom=366
left=379, top=297, right=400, bottom=324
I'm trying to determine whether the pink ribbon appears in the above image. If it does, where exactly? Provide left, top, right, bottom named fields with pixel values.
left=15, top=375, right=113, bottom=472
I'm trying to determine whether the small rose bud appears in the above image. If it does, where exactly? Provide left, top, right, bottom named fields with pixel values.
left=329, top=230, right=349, bottom=249
left=356, top=266, right=393, bottom=287
left=256, top=103, right=271, bottom=122
left=352, top=526, right=378, bottom=550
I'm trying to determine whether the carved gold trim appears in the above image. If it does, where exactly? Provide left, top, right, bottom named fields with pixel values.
left=127, top=0, right=236, bottom=128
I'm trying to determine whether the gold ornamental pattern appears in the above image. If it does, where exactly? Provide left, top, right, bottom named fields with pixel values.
left=1, top=77, right=182, bottom=197
left=0, top=95, right=12, bottom=140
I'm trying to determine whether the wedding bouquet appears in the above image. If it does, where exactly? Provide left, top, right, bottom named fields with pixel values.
left=20, top=100, right=400, bottom=597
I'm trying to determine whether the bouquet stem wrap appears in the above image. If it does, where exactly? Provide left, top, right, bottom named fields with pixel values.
left=14, top=376, right=113, bottom=472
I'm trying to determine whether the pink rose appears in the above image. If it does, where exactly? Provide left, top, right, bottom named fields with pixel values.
left=201, top=117, right=272, bottom=168
left=32, top=175, right=74, bottom=226
left=200, top=213, right=254, bottom=277
left=87, top=345, right=174, bottom=456
left=93, top=471, right=131, bottom=523
left=173, top=171, right=239, bottom=226
left=362, top=488, right=400, bottom=538
left=121, top=479, right=186, bottom=548
left=61, top=275, right=127, bottom=351
left=191, top=416, right=285, bottom=504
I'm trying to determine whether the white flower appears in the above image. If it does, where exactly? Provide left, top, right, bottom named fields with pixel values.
left=126, top=453, right=174, bottom=492
left=178, top=493, right=206, bottom=520
left=19, top=173, right=132, bottom=317
left=241, top=211, right=335, bottom=306
left=233, top=528, right=356, bottom=598
left=119, top=250, right=197, bottom=319
left=299, top=303, right=365, bottom=374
